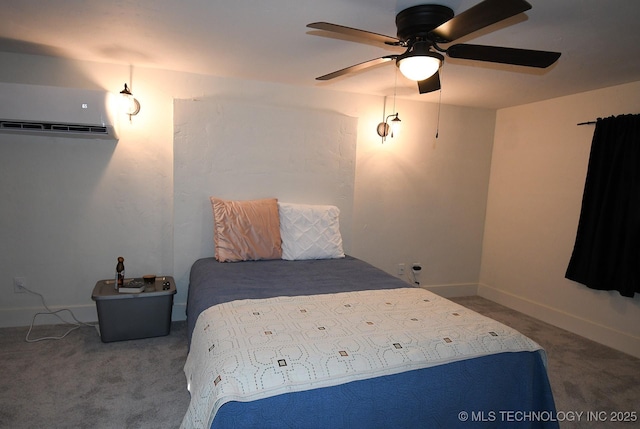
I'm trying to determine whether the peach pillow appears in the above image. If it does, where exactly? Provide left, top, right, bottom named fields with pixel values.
left=210, top=197, right=282, bottom=262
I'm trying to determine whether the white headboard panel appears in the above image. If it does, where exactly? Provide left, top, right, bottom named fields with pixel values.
left=173, top=98, right=358, bottom=286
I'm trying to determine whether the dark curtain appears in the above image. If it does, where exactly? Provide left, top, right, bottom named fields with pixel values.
left=566, top=114, right=640, bottom=297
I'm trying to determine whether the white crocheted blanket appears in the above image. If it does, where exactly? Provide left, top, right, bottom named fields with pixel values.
left=181, top=287, right=542, bottom=429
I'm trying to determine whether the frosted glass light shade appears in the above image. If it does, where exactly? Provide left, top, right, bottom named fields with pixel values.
left=389, top=115, right=401, bottom=137
left=398, top=55, right=441, bottom=81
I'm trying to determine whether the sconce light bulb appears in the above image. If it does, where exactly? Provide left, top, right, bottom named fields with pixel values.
left=390, top=114, right=401, bottom=137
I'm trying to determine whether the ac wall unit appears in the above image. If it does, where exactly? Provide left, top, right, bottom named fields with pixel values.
left=0, top=82, right=118, bottom=140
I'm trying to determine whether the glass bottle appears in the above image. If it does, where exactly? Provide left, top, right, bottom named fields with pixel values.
left=115, top=256, right=125, bottom=290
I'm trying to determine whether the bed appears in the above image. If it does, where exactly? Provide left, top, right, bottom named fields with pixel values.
left=181, top=199, right=558, bottom=428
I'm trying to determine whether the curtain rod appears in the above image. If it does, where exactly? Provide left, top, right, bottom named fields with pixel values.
left=577, top=113, right=639, bottom=126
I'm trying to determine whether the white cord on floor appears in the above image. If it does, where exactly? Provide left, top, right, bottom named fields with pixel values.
left=20, top=285, right=96, bottom=342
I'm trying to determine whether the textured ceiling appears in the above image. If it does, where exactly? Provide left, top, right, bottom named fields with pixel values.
left=1, top=0, right=640, bottom=109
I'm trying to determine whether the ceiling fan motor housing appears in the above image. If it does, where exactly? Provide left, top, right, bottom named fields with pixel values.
left=395, top=5, right=454, bottom=42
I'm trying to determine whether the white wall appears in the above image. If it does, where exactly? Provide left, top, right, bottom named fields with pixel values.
left=0, top=55, right=177, bottom=326
left=0, top=52, right=495, bottom=327
left=480, top=81, right=640, bottom=358
left=352, top=102, right=496, bottom=296
left=172, top=98, right=358, bottom=302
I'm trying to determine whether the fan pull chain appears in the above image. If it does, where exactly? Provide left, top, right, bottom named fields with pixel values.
left=393, top=67, right=398, bottom=115
left=435, top=89, right=441, bottom=138
left=435, top=66, right=443, bottom=138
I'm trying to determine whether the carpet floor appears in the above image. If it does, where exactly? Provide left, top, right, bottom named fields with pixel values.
left=0, top=296, right=637, bottom=428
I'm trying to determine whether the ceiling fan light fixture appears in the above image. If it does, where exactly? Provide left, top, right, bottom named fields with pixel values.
left=397, top=51, right=443, bottom=81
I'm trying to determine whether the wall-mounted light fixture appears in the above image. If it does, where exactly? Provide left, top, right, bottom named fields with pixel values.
left=119, top=83, right=140, bottom=118
left=377, top=113, right=402, bottom=140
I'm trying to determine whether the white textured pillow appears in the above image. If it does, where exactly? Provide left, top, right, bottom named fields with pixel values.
left=278, top=202, right=345, bottom=260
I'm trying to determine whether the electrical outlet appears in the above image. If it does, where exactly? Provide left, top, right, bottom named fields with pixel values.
left=397, top=263, right=405, bottom=276
left=14, top=277, right=27, bottom=293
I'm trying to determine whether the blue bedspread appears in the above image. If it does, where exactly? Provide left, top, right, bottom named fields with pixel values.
left=186, top=256, right=411, bottom=342
left=185, top=256, right=558, bottom=428
left=211, top=351, right=555, bottom=429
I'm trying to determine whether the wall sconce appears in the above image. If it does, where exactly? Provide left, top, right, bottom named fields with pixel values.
left=377, top=113, right=402, bottom=141
left=119, top=83, right=140, bottom=118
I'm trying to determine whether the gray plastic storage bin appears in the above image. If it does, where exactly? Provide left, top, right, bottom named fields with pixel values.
left=91, top=277, right=176, bottom=342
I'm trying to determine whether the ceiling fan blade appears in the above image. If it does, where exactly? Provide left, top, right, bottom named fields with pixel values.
left=315, top=56, right=396, bottom=81
left=307, top=22, right=400, bottom=45
left=417, top=72, right=441, bottom=94
left=430, top=0, right=532, bottom=43
left=447, top=44, right=560, bottom=68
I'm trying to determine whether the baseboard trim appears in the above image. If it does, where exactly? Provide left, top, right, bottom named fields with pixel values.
left=0, top=301, right=188, bottom=329
left=478, top=283, right=640, bottom=359
left=7, top=288, right=636, bottom=359
left=423, top=283, right=478, bottom=298
left=0, top=304, right=98, bottom=328
left=172, top=302, right=187, bottom=321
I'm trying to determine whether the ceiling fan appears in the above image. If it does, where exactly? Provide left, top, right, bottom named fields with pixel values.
left=307, top=0, right=561, bottom=94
